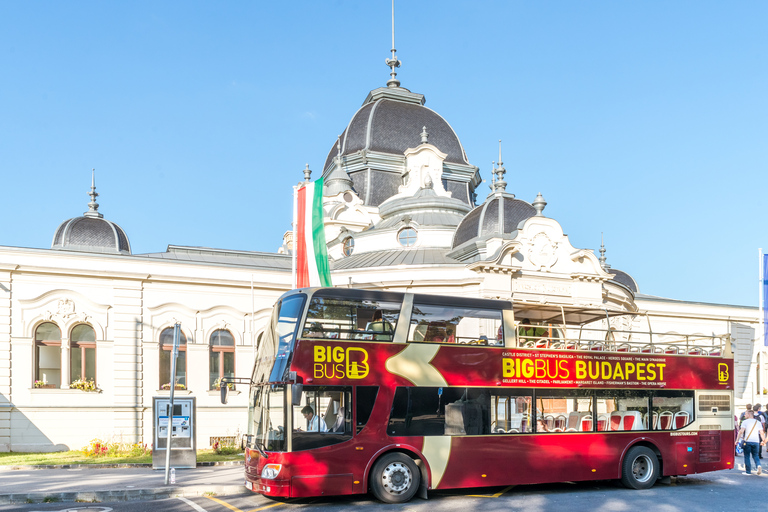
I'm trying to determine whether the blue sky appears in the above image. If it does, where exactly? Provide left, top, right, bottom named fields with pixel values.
left=1, top=1, right=765, bottom=307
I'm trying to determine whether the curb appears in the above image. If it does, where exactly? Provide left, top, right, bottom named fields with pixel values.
left=0, top=485, right=248, bottom=505
left=0, top=460, right=244, bottom=471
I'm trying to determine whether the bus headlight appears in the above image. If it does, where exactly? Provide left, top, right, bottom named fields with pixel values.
left=261, top=464, right=282, bottom=479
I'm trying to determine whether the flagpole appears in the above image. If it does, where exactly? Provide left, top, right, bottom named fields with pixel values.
left=292, top=185, right=298, bottom=289
left=760, top=248, right=765, bottom=347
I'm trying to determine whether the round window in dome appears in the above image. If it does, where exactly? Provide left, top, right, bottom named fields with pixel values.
left=398, top=227, right=417, bottom=247
left=342, top=237, right=355, bottom=256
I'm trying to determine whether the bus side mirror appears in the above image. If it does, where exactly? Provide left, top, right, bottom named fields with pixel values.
left=292, top=383, right=303, bottom=406
left=220, top=378, right=229, bottom=404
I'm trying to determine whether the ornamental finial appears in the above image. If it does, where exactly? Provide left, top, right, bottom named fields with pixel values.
left=84, top=168, right=103, bottom=218
left=385, top=0, right=401, bottom=87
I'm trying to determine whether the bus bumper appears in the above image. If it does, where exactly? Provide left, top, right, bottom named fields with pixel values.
left=247, top=477, right=291, bottom=498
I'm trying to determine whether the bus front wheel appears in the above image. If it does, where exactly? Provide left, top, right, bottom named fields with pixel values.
left=370, top=452, right=421, bottom=503
left=621, top=446, right=659, bottom=490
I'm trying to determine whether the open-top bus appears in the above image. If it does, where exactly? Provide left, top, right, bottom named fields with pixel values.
left=234, top=287, right=734, bottom=503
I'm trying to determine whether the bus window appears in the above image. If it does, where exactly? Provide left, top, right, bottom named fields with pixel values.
left=653, top=391, right=694, bottom=430
left=595, top=390, right=650, bottom=431
left=409, top=303, right=503, bottom=346
left=356, top=386, right=379, bottom=434
left=292, top=386, right=352, bottom=451
left=388, top=387, right=494, bottom=436
left=536, top=390, right=594, bottom=433
left=490, top=391, right=533, bottom=433
left=302, top=296, right=401, bottom=341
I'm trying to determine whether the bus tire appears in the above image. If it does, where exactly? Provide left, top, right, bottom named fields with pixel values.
left=370, top=452, right=421, bottom=503
left=621, top=446, right=659, bottom=490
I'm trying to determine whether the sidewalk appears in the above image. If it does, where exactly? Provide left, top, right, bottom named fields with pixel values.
left=0, top=462, right=247, bottom=504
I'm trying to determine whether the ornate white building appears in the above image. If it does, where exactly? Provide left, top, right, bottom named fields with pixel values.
left=0, top=60, right=760, bottom=452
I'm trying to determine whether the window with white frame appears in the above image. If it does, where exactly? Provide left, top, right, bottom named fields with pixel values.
left=159, top=327, right=187, bottom=390
left=209, top=329, right=235, bottom=390
left=35, top=322, right=61, bottom=388
left=70, top=324, right=96, bottom=384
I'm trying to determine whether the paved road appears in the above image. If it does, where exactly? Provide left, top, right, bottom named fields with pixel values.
left=0, top=468, right=749, bottom=512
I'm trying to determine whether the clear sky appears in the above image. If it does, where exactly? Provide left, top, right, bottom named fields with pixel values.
left=1, top=1, right=765, bottom=307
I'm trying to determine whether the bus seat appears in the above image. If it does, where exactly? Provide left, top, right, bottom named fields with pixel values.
left=566, top=412, right=581, bottom=431
left=673, top=411, right=690, bottom=429
left=658, top=410, right=674, bottom=430
left=610, top=411, right=623, bottom=431
left=555, top=415, right=567, bottom=430
left=597, top=414, right=609, bottom=431
left=623, top=411, right=643, bottom=430
left=580, top=414, right=593, bottom=431
left=641, top=345, right=663, bottom=354
left=330, top=407, right=345, bottom=432
left=544, top=414, right=555, bottom=429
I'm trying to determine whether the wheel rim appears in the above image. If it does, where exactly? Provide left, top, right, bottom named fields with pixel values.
left=381, top=461, right=413, bottom=495
left=631, top=454, right=653, bottom=483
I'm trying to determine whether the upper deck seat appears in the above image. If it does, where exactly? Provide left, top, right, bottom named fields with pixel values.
left=597, top=414, right=609, bottom=431
left=609, top=411, right=623, bottom=431
left=658, top=410, right=674, bottom=430
left=623, top=411, right=643, bottom=430
left=673, top=411, right=690, bottom=429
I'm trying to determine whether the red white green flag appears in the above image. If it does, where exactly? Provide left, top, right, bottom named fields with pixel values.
left=294, top=178, right=331, bottom=288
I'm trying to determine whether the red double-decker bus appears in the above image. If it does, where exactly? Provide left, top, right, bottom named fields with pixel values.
left=236, top=288, right=734, bottom=503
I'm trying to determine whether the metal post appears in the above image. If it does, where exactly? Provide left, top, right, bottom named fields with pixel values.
left=164, top=323, right=180, bottom=485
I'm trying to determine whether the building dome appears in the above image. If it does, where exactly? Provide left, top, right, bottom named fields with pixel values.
left=51, top=173, right=131, bottom=255
left=452, top=192, right=537, bottom=249
left=321, top=86, right=480, bottom=207
left=323, top=89, right=469, bottom=171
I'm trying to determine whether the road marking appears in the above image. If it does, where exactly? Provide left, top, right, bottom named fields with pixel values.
left=245, top=503, right=283, bottom=512
left=467, top=485, right=515, bottom=498
left=205, top=495, right=242, bottom=511
left=30, top=508, right=113, bottom=512
left=178, top=497, right=209, bottom=512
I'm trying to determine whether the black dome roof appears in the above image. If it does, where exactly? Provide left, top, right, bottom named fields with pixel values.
left=452, top=194, right=536, bottom=248
left=52, top=216, right=131, bottom=255
left=324, top=89, right=469, bottom=172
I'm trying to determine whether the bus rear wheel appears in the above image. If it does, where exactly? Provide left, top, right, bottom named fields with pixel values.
left=370, top=453, right=420, bottom=503
left=621, top=446, right=659, bottom=490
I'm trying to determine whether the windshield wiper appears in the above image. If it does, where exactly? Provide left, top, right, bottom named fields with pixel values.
left=256, top=442, right=269, bottom=459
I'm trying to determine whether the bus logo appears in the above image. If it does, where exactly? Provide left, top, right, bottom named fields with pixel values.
left=313, top=345, right=369, bottom=380
left=717, top=363, right=729, bottom=383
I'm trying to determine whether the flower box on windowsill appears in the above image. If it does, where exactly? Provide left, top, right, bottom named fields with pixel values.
left=157, top=389, right=193, bottom=395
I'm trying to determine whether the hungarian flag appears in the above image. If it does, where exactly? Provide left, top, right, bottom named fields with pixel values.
left=295, top=178, right=332, bottom=288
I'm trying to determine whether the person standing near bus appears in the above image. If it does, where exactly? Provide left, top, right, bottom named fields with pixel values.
left=736, top=409, right=765, bottom=475
left=754, top=404, right=767, bottom=458
left=739, top=404, right=753, bottom=427
left=301, top=406, right=328, bottom=432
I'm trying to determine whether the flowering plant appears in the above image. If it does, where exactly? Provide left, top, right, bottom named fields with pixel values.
left=161, top=382, right=186, bottom=390
left=33, top=380, right=47, bottom=388
left=70, top=379, right=98, bottom=392
left=213, top=378, right=234, bottom=391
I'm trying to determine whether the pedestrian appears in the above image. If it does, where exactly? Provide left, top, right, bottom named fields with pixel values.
left=736, top=409, right=766, bottom=475
left=755, top=404, right=767, bottom=458
left=740, top=404, right=753, bottom=427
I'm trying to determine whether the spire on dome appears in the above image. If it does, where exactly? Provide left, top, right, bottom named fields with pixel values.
left=385, top=0, right=401, bottom=87
left=84, top=168, right=103, bottom=219
left=492, top=140, right=508, bottom=193
left=303, top=163, right=312, bottom=182
left=599, top=233, right=611, bottom=270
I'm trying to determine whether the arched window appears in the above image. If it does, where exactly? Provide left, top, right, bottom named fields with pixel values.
left=70, top=324, right=96, bottom=383
left=210, top=329, right=235, bottom=390
left=159, top=327, right=187, bottom=390
left=35, top=322, right=61, bottom=387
